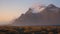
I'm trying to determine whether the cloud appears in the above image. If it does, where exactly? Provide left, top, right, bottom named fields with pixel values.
left=31, top=3, right=46, bottom=13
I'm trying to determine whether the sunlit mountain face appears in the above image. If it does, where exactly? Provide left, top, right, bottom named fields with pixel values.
left=11, top=4, right=60, bottom=26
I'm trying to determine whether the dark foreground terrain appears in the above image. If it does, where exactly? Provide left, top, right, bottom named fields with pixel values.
left=0, top=26, right=60, bottom=34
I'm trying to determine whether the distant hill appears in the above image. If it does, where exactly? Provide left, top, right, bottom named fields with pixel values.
left=12, top=4, right=60, bottom=26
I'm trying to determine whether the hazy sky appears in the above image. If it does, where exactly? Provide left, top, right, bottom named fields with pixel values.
left=0, top=0, right=60, bottom=22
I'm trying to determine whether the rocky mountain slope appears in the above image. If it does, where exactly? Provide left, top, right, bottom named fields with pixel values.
left=12, top=4, right=60, bottom=26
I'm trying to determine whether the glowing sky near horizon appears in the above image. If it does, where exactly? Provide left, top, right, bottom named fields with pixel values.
left=0, top=0, right=60, bottom=22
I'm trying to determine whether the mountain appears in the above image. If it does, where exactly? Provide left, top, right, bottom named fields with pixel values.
left=12, top=4, right=60, bottom=26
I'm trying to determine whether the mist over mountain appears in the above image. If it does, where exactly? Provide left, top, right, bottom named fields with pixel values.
left=11, top=4, right=60, bottom=26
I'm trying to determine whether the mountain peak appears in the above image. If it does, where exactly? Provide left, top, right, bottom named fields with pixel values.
left=47, top=4, right=57, bottom=8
